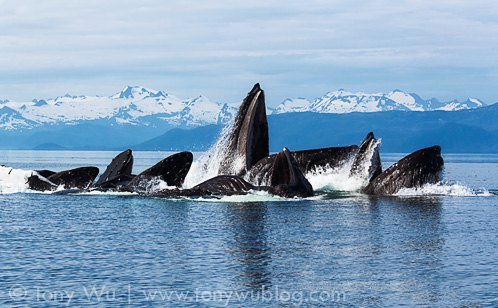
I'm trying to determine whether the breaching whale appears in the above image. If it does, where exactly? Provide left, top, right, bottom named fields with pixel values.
left=363, top=145, right=444, bottom=195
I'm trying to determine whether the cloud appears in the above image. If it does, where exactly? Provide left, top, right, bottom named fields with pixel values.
left=0, top=0, right=497, bottom=105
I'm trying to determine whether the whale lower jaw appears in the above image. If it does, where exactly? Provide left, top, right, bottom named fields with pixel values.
left=363, top=145, right=444, bottom=195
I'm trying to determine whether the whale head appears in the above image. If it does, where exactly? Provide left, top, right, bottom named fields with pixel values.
left=219, top=83, right=269, bottom=176
left=363, top=145, right=444, bottom=195
left=270, top=147, right=314, bottom=198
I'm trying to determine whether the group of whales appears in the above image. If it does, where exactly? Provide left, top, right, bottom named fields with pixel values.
left=26, top=84, right=444, bottom=197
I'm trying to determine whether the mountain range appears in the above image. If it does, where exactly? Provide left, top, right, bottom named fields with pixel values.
left=136, top=103, right=498, bottom=153
left=0, top=86, right=495, bottom=152
left=0, top=86, right=486, bottom=131
left=0, top=86, right=238, bottom=131
left=274, top=89, right=485, bottom=114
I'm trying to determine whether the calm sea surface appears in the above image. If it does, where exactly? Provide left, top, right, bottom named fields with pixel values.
left=0, top=151, right=497, bottom=307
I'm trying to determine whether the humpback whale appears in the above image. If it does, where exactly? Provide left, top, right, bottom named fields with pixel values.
left=152, top=148, right=313, bottom=198
left=349, top=132, right=382, bottom=183
left=51, top=152, right=193, bottom=195
left=363, top=145, right=444, bottom=195
left=94, top=149, right=134, bottom=187
left=214, top=83, right=359, bottom=187
left=202, top=84, right=444, bottom=196
left=125, top=151, right=193, bottom=192
left=218, top=83, right=269, bottom=176
left=268, top=147, right=314, bottom=197
left=28, top=150, right=135, bottom=192
left=28, top=167, right=99, bottom=191
left=247, top=145, right=358, bottom=186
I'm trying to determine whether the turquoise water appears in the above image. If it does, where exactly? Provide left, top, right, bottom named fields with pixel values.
left=0, top=151, right=497, bottom=307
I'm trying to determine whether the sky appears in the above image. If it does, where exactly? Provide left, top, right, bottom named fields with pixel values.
left=1, top=0, right=498, bottom=107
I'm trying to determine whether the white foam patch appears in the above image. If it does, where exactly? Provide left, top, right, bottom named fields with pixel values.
left=306, top=163, right=364, bottom=192
left=305, top=150, right=373, bottom=193
left=141, top=177, right=176, bottom=192
left=0, top=166, right=33, bottom=194
left=306, top=139, right=382, bottom=192
left=159, top=190, right=325, bottom=203
left=199, top=193, right=285, bottom=203
left=394, top=182, right=493, bottom=197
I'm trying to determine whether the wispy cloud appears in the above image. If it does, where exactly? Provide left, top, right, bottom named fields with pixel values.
left=1, top=0, right=497, bottom=105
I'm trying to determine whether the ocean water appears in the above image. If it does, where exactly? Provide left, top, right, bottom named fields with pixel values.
left=0, top=150, right=497, bottom=307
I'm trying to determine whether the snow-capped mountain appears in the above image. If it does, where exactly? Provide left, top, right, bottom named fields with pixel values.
left=0, top=86, right=238, bottom=130
left=274, top=89, right=485, bottom=114
left=0, top=86, right=487, bottom=131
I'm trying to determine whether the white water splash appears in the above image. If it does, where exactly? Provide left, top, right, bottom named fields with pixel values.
left=355, top=138, right=382, bottom=182
left=184, top=123, right=234, bottom=188
left=133, top=176, right=176, bottom=192
left=0, top=166, right=33, bottom=194
left=395, top=182, right=492, bottom=197
left=306, top=161, right=363, bottom=192
left=306, top=139, right=381, bottom=192
left=75, top=190, right=137, bottom=196
left=168, top=190, right=325, bottom=203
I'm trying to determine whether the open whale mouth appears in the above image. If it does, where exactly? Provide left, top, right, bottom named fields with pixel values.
left=239, top=86, right=268, bottom=171
left=94, top=149, right=133, bottom=186
left=269, top=147, right=314, bottom=198
left=219, top=83, right=269, bottom=176
left=271, top=147, right=296, bottom=186
left=363, top=145, right=444, bottom=195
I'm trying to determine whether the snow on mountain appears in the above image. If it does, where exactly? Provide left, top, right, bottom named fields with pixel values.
left=0, top=86, right=238, bottom=130
left=436, top=98, right=485, bottom=111
left=275, top=89, right=486, bottom=114
left=0, top=86, right=487, bottom=131
left=274, top=98, right=311, bottom=113
left=0, top=106, right=38, bottom=130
